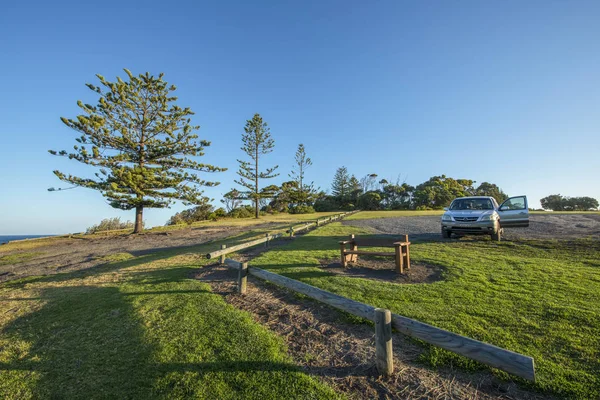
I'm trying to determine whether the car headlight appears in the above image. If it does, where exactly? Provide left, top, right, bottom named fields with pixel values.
left=442, top=214, right=452, bottom=221
left=480, top=213, right=497, bottom=221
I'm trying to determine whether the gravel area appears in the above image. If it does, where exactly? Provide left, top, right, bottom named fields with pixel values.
left=343, top=214, right=600, bottom=241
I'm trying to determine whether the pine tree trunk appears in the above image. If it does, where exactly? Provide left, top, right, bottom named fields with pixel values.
left=134, top=206, right=144, bottom=233
left=255, top=147, right=259, bottom=219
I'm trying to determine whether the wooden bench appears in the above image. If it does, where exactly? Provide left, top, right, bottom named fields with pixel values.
left=339, top=234, right=411, bottom=274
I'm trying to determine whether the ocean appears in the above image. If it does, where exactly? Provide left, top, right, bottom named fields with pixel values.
left=0, top=235, right=55, bottom=245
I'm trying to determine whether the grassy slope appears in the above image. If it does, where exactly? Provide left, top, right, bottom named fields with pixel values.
left=0, top=212, right=344, bottom=250
left=345, top=210, right=443, bottom=220
left=0, top=238, right=340, bottom=399
left=250, top=223, right=600, bottom=399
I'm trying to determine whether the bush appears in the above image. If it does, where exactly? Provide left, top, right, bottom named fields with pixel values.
left=357, top=192, right=381, bottom=210
left=166, top=203, right=215, bottom=225
left=228, top=206, right=253, bottom=219
left=415, top=205, right=433, bottom=211
left=289, top=205, right=315, bottom=214
left=214, top=208, right=227, bottom=218
left=314, top=196, right=338, bottom=212
left=86, top=217, right=137, bottom=234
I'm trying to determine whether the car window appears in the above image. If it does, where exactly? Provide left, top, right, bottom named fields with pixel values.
left=450, top=199, right=493, bottom=210
left=501, top=196, right=526, bottom=210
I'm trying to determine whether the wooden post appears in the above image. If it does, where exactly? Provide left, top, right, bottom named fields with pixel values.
left=265, top=233, right=270, bottom=248
left=394, top=244, right=403, bottom=274
left=350, top=234, right=358, bottom=262
left=402, top=235, right=410, bottom=270
left=219, top=244, right=227, bottom=265
left=340, top=242, right=348, bottom=268
left=289, top=226, right=294, bottom=239
left=375, top=308, right=393, bottom=375
left=238, top=262, right=248, bottom=294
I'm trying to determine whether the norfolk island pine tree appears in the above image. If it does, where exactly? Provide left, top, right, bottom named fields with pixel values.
left=49, top=69, right=226, bottom=233
left=235, top=113, right=279, bottom=218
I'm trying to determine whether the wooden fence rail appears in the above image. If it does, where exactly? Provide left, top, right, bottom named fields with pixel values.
left=221, top=258, right=536, bottom=381
left=206, top=211, right=360, bottom=260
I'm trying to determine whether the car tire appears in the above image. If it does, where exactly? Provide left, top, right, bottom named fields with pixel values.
left=442, top=229, right=451, bottom=239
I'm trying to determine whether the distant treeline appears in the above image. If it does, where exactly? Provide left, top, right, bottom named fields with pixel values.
left=167, top=173, right=509, bottom=224
left=540, top=195, right=599, bottom=211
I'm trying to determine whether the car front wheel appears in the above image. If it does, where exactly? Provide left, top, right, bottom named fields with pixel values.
left=442, top=229, right=451, bottom=239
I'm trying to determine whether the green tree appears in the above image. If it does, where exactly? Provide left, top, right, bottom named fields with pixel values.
left=235, top=113, right=279, bottom=218
left=541, top=194, right=599, bottom=211
left=349, top=175, right=362, bottom=204
left=571, top=196, right=599, bottom=210
left=413, top=175, right=475, bottom=209
left=382, top=183, right=414, bottom=209
left=49, top=69, right=226, bottom=233
left=289, top=144, right=316, bottom=205
left=540, top=194, right=566, bottom=211
left=331, top=166, right=351, bottom=203
left=358, top=192, right=382, bottom=210
left=475, top=182, right=508, bottom=203
left=220, top=189, right=243, bottom=212
left=360, top=173, right=378, bottom=192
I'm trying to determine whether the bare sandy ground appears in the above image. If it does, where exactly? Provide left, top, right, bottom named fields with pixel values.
left=0, top=222, right=283, bottom=282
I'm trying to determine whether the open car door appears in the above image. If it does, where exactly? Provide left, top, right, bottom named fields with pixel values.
left=498, top=195, right=529, bottom=228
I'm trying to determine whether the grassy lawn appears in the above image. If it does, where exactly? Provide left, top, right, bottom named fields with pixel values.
left=0, top=238, right=340, bottom=399
left=81, top=212, right=345, bottom=236
left=344, top=210, right=443, bottom=220
left=250, top=223, right=600, bottom=399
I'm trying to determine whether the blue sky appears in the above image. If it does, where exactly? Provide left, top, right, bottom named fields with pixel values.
left=1, top=1, right=599, bottom=234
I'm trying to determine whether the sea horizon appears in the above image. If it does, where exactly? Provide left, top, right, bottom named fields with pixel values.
left=0, top=235, right=56, bottom=245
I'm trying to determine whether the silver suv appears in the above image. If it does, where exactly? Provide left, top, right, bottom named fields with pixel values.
left=441, top=196, right=529, bottom=241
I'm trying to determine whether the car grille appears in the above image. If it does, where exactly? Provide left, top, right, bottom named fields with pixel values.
left=454, top=217, right=479, bottom=222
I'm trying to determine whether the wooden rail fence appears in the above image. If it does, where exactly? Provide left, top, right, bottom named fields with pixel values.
left=206, top=211, right=360, bottom=260
left=221, top=258, right=536, bottom=381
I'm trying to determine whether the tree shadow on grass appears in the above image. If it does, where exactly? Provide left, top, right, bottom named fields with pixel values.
left=0, top=285, right=158, bottom=399
left=0, top=274, right=342, bottom=399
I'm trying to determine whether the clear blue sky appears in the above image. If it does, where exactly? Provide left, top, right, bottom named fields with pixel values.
left=1, top=1, right=599, bottom=234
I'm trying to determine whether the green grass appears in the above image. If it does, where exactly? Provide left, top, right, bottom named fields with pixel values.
left=345, top=210, right=443, bottom=220
left=249, top=223, right=600, bottom=399
left=0, top=238, right=340, bottom=399
left=0, top=252, right=42, bottom=266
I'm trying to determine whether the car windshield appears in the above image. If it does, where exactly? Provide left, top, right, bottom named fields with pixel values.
left=450, top=198, right=494, bottom=210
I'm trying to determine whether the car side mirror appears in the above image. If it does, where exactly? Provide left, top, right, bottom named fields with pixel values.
left=443, top=207, right=448, bottom=211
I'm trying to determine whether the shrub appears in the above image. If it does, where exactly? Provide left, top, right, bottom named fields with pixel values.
left=166, top=203, right=215, bottom=225
left=86, top=217, right=137, bottom=234
left=314, top=196, right=338, bottom=212
left=289, top=205, right=315, bottom=214
left=228, top=206, right=253, bottom=219
left=357, top=192, right=381, bottom=210
left=214, top=208, right=227, bottom=218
